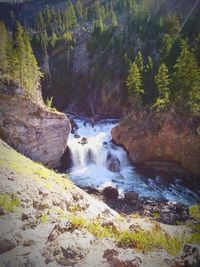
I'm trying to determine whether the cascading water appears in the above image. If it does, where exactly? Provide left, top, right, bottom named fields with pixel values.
left=67, top=115, right=200, bottom=206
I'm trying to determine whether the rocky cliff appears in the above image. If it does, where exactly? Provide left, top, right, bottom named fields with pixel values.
left=111, top=108, right=200, bottom=177
left=0, top=94, right=70, bottom=168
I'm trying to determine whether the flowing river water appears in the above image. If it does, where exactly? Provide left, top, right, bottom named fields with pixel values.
left=67, top=115, right=200, bottom=206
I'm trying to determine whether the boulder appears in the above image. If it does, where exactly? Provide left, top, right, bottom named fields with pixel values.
left=70, top=118, right=78, bottom=134
left=103, top=249, right=141, bottom=267
left=60, top=146, right=73, bottom=171
left=0, top=238, right=17, bottom=254
left=103, top=186, right=119, bottom=200
left=78, top=137, right=88, bottom=145
left=173, top=244, right=200, bottom=267
left=124, top=191, right=139, bottom=202
left=0, top=94, right=70, bottom=168
left=106, top=152, right=121, bottom=173
left=74, top=134, right=80, bottom=139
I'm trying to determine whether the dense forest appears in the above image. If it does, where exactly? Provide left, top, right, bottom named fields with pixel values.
left=0, top=0, right=200, bottom=115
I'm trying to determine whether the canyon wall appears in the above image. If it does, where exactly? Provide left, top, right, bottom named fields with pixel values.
left=112, top=108, right=200, bottom=177
left=0, top=94, right=71, bottom=168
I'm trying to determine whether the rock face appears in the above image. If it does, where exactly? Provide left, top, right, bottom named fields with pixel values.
left=111, top=109, right=200, bottom=177
left=0, top=94, right=71, bottom=168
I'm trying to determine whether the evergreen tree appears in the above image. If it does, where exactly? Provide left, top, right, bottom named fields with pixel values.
left=76, top=0, right=83, bottom=21
left=23, top=33, right=41, bottom=96
left=93, top=17, right=104, bottom=35
left=111, top=9, right=118, bottom=28
left=0, top=21, right=9, bottom=81
left=66, top=1, right=77, bottom=29
left=166, top=14, right=180, bottom=36
left=126, top=62, right=144, bottom=109
left=134, top=51, right=144, bottom=74
left=160, top=34, right=173, bottom=63
left=172, top=46, right=200, bottom=115
left=194, top=33, right=200, bottom=66
left=154, top=63, right=170, bottom=109
left=35, top=11, right=46, bottom=31
left=145, top=56, right=153, bottom=72
left=15, top=22, right=26, bottom=87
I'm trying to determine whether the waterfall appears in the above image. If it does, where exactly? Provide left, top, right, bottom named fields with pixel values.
left=68, top=118, right=127, bottom=173
left=66, top=115, right=200, bottom=206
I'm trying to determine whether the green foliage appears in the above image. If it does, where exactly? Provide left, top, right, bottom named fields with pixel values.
left=40, top=212, right=48, bottom=223
left=76, top=0, right=83, bottom=21
left=126, top=62, right=144, bottom=108
left=154, top=63, right=170, bottom=109
left=66, top=0, right=77, bottom=29
left=111, top=10, right=118, bottom=28
left=135, top=51, right=144, bottom=74
left=165, top=14, right=181, bottom=36
left=69, top=215, right=87, bottom=229
left=189, top=204, right=200, bottom=221
left=172, top=46, right=200, bottom=115
left=153, top=212, right=160, bottom=220
left=45, top=96, right=53, bottom=108
left=145, top=56, right=153, bottom=72
left=0, top=21, right=41, bottom=98
left=0, top=194, right=20, bottom=212
left=117, top=226, right=183, bottom=256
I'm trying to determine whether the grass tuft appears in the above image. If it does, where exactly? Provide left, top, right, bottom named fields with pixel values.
left=189, top=204, right=200, bottom=221
left=0, top=194, right=20, bottom=212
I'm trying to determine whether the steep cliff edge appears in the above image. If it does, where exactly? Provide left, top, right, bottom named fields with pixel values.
left=111, top=109, right=200, bottom=177
left=0, top=94, right=70, bottom=168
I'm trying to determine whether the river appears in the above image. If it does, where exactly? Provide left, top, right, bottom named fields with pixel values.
left=67, top=115, right=200, bottom=206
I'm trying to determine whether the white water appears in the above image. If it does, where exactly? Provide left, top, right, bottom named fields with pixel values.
left=67, top=116, right=200, bottom=206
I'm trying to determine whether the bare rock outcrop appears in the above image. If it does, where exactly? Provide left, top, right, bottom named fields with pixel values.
left=111, top=108, right=200, bottom=177
left=0, top=94, right=70, bottom=168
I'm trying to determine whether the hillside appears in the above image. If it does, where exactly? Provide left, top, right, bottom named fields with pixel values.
left=0, top=139, right=200, bottom=266
left=1, top=0, right=200, bottom=115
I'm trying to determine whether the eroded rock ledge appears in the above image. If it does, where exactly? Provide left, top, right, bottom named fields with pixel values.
left=111, top=108, right=200, bottom=177
left=0, top=94, right=71, bottom=168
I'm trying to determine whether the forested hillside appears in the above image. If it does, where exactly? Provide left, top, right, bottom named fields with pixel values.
left=0, top=0, right=200, bottom=115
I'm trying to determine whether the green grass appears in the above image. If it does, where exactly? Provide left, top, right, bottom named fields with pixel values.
left=186, top=222, right=200, bottom=244
left=68, top=204, right=82, bottom=213
left=40, top=212, right=49, bottom=223
left=69, top=215, right=87, bottom=229
left=117, top=226, right=183, bottom=256
left=189, top=204, right=200, bottom=221
left=67, top=215, right=184, bottom=256
left=55, top=208, right=67, bottom=220
left=153, top=212, right=160, bottom=220
left=0, top=139, right=72, bottom=192
left=0, top=194, right=20, bottom=212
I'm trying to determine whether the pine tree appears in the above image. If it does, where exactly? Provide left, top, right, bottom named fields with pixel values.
left=172, top=46, right=200, bottom=115
left=35, top=11, right=46, bottom=31
left=126, top=62, right=144, bottom=109
left=111, top=9, right=118, bottom=28
left=66, top=1, right=77, bottom=29
left=194, top=33, right=200, bottom=66
left=154, top=63, right=170, bottom=109
left=15, top=22, right=26, bottom=87
left=160, top=34, right=173, bottom=63
left=134, top=51, right=144, bottom=74
left=93, top=17, right=104, bottom=35
left=0, top=21, right=9, bottom=81
left=23, top=33, right=41, bottom=96
left=76, top=0, right=83, bottom=22
left=145, top=56, right=153, bottom=72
